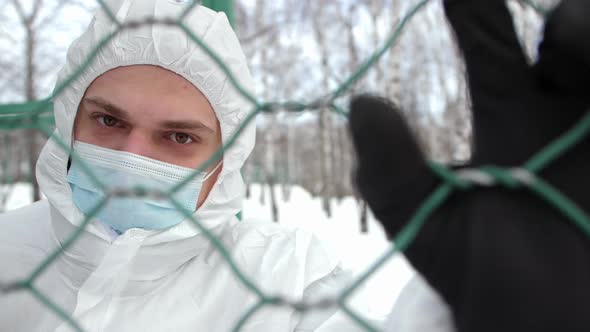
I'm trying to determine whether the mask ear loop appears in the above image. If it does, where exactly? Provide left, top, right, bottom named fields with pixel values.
left=203, top=161, right=223, bottom=181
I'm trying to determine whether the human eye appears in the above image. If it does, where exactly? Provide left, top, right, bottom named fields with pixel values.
left=94, top=114, right=121, bottom=128
left=168, top=132, right=195, bottom=145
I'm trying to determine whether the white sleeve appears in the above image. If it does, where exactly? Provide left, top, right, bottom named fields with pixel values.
left=383, top=274, right=457, bottom=332
left=294, top=265, right=353, bottom=332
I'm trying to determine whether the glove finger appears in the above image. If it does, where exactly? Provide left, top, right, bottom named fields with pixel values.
left=536, top=0, right=590, bottom=98
left=349, top=95, right=436, bottom=237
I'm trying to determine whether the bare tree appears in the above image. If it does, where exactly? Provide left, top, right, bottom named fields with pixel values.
left=233, top=0, right=547, bottom=228
left=310, top=0, right=335, bottom=218
left=11, top=0, right=44, bottom=202
left=385, top=0, right=403, bottom=103
left=2, top=0, right=92, bottom=204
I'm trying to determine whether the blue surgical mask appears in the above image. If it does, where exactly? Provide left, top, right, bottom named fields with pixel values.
left=66, top=141, right=221, bottom=235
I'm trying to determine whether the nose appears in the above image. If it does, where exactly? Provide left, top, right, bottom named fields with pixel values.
left=121, top=130, right=154, bottom=158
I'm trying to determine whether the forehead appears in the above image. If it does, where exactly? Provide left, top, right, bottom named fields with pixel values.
left=82, top=65, right=218, bottom=128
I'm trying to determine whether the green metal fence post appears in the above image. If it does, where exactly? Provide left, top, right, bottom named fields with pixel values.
left=202, top=0, right=235, bottom=27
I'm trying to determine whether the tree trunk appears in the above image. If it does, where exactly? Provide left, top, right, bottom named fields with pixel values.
left=312, top=1, right=333, bottom=218
left=386, top=0, right=402, bottom=104
left=267, top=174, right=279, bottom=222
left=25, top=24, right=40, bottom=202
left=360, top=200, right=368, bottom=233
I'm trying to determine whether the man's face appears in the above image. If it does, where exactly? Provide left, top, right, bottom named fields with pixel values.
left=73, top=65, right=222, bottom=208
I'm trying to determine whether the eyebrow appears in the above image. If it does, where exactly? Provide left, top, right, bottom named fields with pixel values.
left=84, top=97, right=129, bottom=120
left=160, top=120, right=215, bottom=133
left=83, top=97, right=215, bottom=134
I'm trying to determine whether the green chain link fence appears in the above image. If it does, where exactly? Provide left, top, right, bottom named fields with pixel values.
left=2, top=0, right=585, bottom=331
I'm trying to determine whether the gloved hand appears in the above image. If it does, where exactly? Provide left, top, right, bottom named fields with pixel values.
left=349, top=1, right=590, bottom=331
left=535, top=0, right=590, bottom=96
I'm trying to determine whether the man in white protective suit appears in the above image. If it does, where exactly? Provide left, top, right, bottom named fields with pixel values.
left=0, top=1, right=352, bottom=331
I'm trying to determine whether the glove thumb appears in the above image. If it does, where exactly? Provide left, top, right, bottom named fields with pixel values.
left=349, top=95, right=436, bottom=238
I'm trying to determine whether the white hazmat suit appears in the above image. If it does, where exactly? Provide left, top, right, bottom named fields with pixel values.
left=0, top=1, right=350, bottom=331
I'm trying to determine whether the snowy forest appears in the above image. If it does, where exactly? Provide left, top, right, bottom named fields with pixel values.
left=0, top=0, right=556, bottom=220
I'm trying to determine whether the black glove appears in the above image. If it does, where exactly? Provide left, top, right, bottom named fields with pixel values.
left=536, top=0, right=590, bottom=96
left=349, top=1, right=590, bottom=331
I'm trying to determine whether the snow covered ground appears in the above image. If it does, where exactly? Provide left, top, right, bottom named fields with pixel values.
left=3, top=183, right=415, bottom=328
left=3, top=183, right=34, bottom=212
left=243, top=185, right=414, bottom=319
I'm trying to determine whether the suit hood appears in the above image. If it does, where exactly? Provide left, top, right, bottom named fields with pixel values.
left=36, top=0, right=256, bottom=244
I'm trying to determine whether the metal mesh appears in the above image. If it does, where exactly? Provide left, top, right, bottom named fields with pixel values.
left=2, top=1, right=586, bottom=331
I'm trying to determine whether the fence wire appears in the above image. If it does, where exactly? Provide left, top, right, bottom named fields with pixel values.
left=1, top=1, right=584, bottom=332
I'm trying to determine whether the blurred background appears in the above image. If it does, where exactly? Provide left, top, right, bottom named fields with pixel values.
left=0, top=0, right=556, bottom=326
